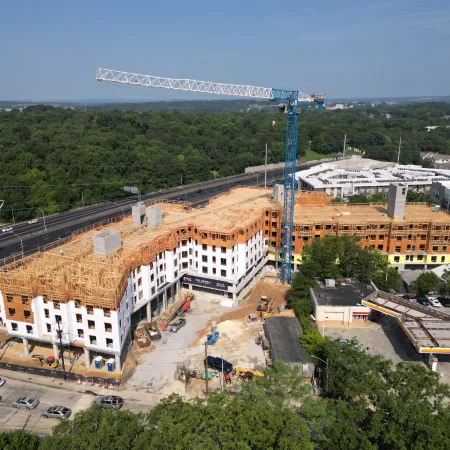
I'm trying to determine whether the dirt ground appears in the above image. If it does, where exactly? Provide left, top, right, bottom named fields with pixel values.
left=124, top=277, right=291, bottom=398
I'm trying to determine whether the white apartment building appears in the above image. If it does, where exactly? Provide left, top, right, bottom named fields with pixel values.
left=0, top=219, right=269, bottom=372
left=296, top=156, right=450, bottom=199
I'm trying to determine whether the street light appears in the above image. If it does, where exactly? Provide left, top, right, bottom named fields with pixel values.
left=311, top=354, right=329, bottom=392
left=10, top=231, right=24, bottom=258
left=38, top=208, right=47, bottom=231
left=56, top=319, right=67, bottom=381
left=81, top=190, right=86, bottom=206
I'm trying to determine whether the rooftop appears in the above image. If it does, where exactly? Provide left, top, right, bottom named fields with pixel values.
left=263, top=317, right=313, bottom=367
left=312, top=279, right=374, bottom=307
left=294, top=202, right=450, bottom=224
left=296, top=156, right=450, bottom=190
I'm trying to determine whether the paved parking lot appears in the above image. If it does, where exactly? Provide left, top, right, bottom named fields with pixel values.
left=326, top=315, right=450, bottom=384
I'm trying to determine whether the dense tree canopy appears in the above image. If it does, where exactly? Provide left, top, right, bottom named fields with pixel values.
left=1, top=101, right=449, bottom=221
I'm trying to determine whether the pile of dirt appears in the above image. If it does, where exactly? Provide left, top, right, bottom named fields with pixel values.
left=217, top=280, right=290, bottom=322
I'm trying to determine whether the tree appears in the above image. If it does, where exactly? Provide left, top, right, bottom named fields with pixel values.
left=0, top=431, right=41, bottom=450
left=412, top=271, right=441, bottom=296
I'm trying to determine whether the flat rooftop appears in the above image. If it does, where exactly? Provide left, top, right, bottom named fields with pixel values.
left=296, top=156, right=450, bottom=189
left=294, top=202, right=450, bottom=224
left=313, top=280, right=374, bottom=307
left=263, top=317, right=313, bottom=365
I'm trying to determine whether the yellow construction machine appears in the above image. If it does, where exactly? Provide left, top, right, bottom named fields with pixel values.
left=31, top=354, right=60, bottom=369
left=234, top=367, right=264, bottom=382
left=260, top=297, right=274, bottom=319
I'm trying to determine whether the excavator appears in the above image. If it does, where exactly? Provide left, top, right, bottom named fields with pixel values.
left=260, top=297, right=274, bottom=319
left=31, top=354, right=60, bottom=369
left=234, top=367, right=264, bottom=382
left=256, top=296, right=273, bottom=312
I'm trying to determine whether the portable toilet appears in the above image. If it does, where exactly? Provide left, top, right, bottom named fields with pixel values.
left=107, top=358, right=115, bottom=372
left=94, top=356, right=104, bottom=369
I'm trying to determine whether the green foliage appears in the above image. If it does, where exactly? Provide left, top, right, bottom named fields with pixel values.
left=406, top=189, right=433, bottom=203
left=0, top=430, right=41, bottom=450
left=346, top=192, right=387, bottom=204
left=412, top=271, right=442, bottom=296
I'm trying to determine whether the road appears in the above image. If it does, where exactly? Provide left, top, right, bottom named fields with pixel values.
left=0, top=161, right=321, bottom=264
left=0, top=375, right=157, bottom=435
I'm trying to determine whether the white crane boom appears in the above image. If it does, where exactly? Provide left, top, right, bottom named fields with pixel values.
left=96, top=68, right=317, bottom=102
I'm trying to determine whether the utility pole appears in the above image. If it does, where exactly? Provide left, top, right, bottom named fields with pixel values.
left=204, top=342, right=209, bottom=396
left=56, top=320, right=67, bottom=380
left=38, top=208, right=47, bottom=231
left=180, top=174, right=183, bottom=187
left=11, top=205, right=15, bottom=224
left=343, top=134, right=347, bottom=159
left=11, top=231, right=24, bottom=258
left=264, top=143, right=268, bottom=188
left=397, top=137, right=402, bottom=165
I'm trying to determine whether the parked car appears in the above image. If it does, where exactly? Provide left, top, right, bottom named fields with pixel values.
left=111, top=215, right=121, bottom=221
left=339, top=338, right=349, bottom=344
left=205, top=356, right=233, bottom=373
left=427, top=297, right=442, bottom=308
left=13, top=396, right=39, bottom=410
left=0, top=377, right=5, bottom=387
left=95, top=395, right=124, bottom=410
left=168, top=318, right=186, bottom=332
left=41, top=406, right=72, bottom=420
left=1, top=227, right=12, bottom=233
left=28, top=219, right=38, bottom=224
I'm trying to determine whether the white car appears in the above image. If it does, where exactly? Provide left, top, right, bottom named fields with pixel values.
left=1, top=227, right=12, bottom=233
left=0, top=378, right=5, bottom=387
left=28, top=219, right=38, bottom=224
left=427, top=297, right=442, bottom=308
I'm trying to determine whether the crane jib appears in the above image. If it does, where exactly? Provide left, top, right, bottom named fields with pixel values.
left=96, top=68, right=323, bottom=283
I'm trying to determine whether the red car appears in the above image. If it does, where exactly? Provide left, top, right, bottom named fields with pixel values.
left=111, top=215, right=121, bottom=221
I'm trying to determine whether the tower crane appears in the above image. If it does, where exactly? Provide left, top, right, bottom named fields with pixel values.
left=96, top=68, right=324, bottom=284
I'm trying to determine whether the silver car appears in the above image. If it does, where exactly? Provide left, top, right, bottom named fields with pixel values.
left=13, top=396, right=39, bottom=410
left=95, top=395, right=124, bottom=410
left=41, top=406, right=72, bottom=420
left=168, top=318, right=186, bottom=332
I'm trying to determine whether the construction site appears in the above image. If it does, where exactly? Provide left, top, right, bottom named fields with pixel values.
left=2, top=182, right=450, bottom=384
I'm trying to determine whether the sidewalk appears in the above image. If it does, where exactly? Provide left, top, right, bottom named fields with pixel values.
left=0, top=367, right=164, bottom=407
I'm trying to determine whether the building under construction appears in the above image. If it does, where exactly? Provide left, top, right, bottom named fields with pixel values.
left=1, top=184, right=450, bottom=369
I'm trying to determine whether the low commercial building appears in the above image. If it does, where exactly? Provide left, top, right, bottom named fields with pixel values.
left=263, top=316, right=314, bottom=380
left=296, top=156, right=450, bottom=199
left=310, top=279, right=374, bottom=328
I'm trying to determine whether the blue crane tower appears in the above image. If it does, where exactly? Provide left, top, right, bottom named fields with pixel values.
left=96, top=68, right=324, bottom=284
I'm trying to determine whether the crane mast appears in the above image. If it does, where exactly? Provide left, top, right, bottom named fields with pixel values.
left=96, top=68, right=324, bottom=284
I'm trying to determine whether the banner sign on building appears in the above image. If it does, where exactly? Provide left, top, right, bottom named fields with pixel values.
left=181, top=274, right=231, bottom=291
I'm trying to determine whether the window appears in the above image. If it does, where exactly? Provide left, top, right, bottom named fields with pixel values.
left=138, top=278, right=142, bottom=286
left=55, top=314, right=62, bottom=323
left=26, top=325, right=32, bottom=334
left=212, top=245, right=216, bottom=251
left=89, top=336, right=97, bottom=345
left=202, top=255, right=208, bottom=262
left=78, top=329, right=84, bottom=338
left=441, top=256, right=446, bottom=262
left=53, top=302, right=60, bottom=310
left=88, top=320, right=95, bottom=329
left=202, top=244, right=207, bottom=250
left=406, top=255, right=410, bottom=261
left=221, top=258, right=226, bottom=266
left=417, top=255, right=423, bottom=261
left=433, top=246, right=438, bottom=252
left=87, top=306, right=94, bottom=315
left=212, top=268, right=216, bottom=275
left=444, top=246, right=447, bottom=252
left=195, top=251, right=198, bottom=257
left=151, top=274, right=155, bottom=282
left=21, top=296, right=29, bottom=305
left=6, top=294, right=12, bottom=302
left=419, top=244, right=425, bottom=250
left=431, top=256, right=437, bottom=262
left=395, top=246, right=401, bottom=252
left=182, top=262, right=188, bottom=269
left=139, top=291, right=143, bottom=300
left=105, top=323, right=112, bottom=332
left=394, top=256, right=400, bottom=262
left=221, top=247, right=226, bottom=254
left=182, top=240, right=187, bottom=247
left=46, top=323, right=52, bottom=333
left=202, top=267, right=208, bottom=274
left=11, top=322, right=18, bottom=331
left=221, top=270, right=227, bottom=277
left=24, top=310, right=31, bottom=319
left=182, top=251, right=188, bottom=258
left=151, top=286, right=156, bottom=295
left=137, top=266, right=141, bottom=274
left=378, top=245, right=384, bottom=250
left=212, top=256, right=216, bottom=263
left=106, top=338, right=113, bottom=348
left=45, top=309, right=50, bottom=318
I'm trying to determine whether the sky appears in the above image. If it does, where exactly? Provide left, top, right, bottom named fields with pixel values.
left=1, top=0, right=449, bottom=100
